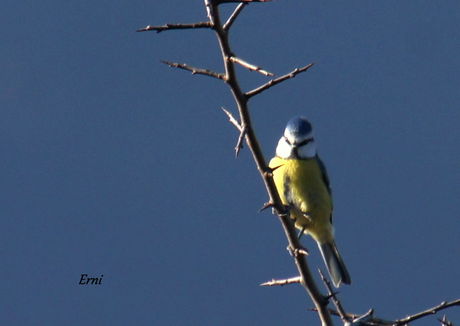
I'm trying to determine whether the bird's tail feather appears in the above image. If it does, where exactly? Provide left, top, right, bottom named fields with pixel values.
left=318, top=241, right=351, bottom=288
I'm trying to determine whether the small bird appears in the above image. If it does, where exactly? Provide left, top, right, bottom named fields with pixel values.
left=269, top=116, right=351, bottom=287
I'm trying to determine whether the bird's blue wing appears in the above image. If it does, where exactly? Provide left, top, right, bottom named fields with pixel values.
left=317, top=156, right=333, bottom=223
left=317, top=156, right=332, bottom=196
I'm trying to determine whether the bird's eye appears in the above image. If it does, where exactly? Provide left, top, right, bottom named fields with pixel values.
left=297, top=138, right=313, bottom=147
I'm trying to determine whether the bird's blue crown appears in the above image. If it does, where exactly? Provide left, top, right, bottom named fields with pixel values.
left=285, top=116, right=313, bottom=139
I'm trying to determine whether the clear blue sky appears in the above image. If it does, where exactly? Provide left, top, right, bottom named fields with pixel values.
left=2, top=1, right=460, bottom=325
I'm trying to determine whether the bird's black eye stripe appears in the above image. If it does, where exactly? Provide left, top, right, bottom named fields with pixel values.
left=298, top=138, right=313, bottom=147
left=285, top=136, right=313, bottom=147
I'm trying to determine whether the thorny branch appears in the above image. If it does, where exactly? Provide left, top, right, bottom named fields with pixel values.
left=310, top=297, right=460, bottom=326
left=229, top=56, right=274, bottom=76
left=223, top=2, right=246, bottom=31
left=203, top=3, right=333, bottom=325
left=260, top=276, right=302, bottom=287
left=319, top=269, right=351, bottom=325
left=136, top=22, right=212, bottom=33
left=395, top=299, right=460, bottom=326
left=222, top=107, right=242, bottom=131
left=222, top=107, right=245, bottom=156
left=160, top=60, right=226, bottom=80
left=245, top=63, right=315, bottom=98
left=138, top=1, right=460, bottom=325
left=139, top=1, right=329, bottom=324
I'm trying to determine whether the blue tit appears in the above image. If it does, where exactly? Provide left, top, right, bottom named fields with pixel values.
left=269, top=116, right=351, bottom=287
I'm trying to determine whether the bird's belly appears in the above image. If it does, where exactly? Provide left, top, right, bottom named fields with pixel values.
left=270, top=157, right=333, bottom=242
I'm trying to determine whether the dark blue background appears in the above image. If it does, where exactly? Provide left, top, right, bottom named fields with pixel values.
left=2, top=1, right=460, bottom=325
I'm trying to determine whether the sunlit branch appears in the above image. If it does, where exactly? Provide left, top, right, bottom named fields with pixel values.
left=245, top=63, right=315, bottom=98
left=230, top=56, right=274, bottom=76
left=223, top=3, right=247, bottom=31
left=136, top=22, right=212, bottom=33
left=315, top=297, right=460, bottom=325
left=222, top=107, right=248, bottom=156
left=396, top=299, right=460, bottom=325
left=260, top=276, right=301, bottom=287
left=222, top=107, right=243, bottom=131
left=160, top=60, right=226, bottom=80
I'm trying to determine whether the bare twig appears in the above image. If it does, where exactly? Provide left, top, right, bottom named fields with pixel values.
left=245, top=63, right=315, bottom=98
left=230, top=56, right=274, bottom=76
left=205, top=0, right=216, bottom=22
left=396, top=299, right=460, bottom=325
left=218, top=0, right=272, bottom=3
left=438, top=315, right=454, bottom=326
left=235, top=125, right=248, bottom=157
left=223, top=3, right=247, bottom=31
left=136, top=22, right=212, bottom=33
left=310, top=307, right=398, bottom=326
left=261, top=276, right=302, bottom=287
left=318, top=268, right=351, bottom=324
left=258, top=202, right=273, bottom=213
left=352, top=309, right=377, bottom=325
left=222, top=107, right=243, bottom=131
left=317, top=299, right=460, bottom=326
left=160, top=60, right=226, bottom=80
left=222, top=107, right=246, bottom=156
left=317, top=269, right=394, bottom=326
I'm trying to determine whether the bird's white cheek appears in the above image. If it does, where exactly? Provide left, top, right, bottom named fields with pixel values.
left=297, top=141, right=317, bottom=159
left=276, top=138, right=293, bottom=159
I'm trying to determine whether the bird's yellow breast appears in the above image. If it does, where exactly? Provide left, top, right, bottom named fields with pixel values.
left=269, top=156, right=333, bottom=243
